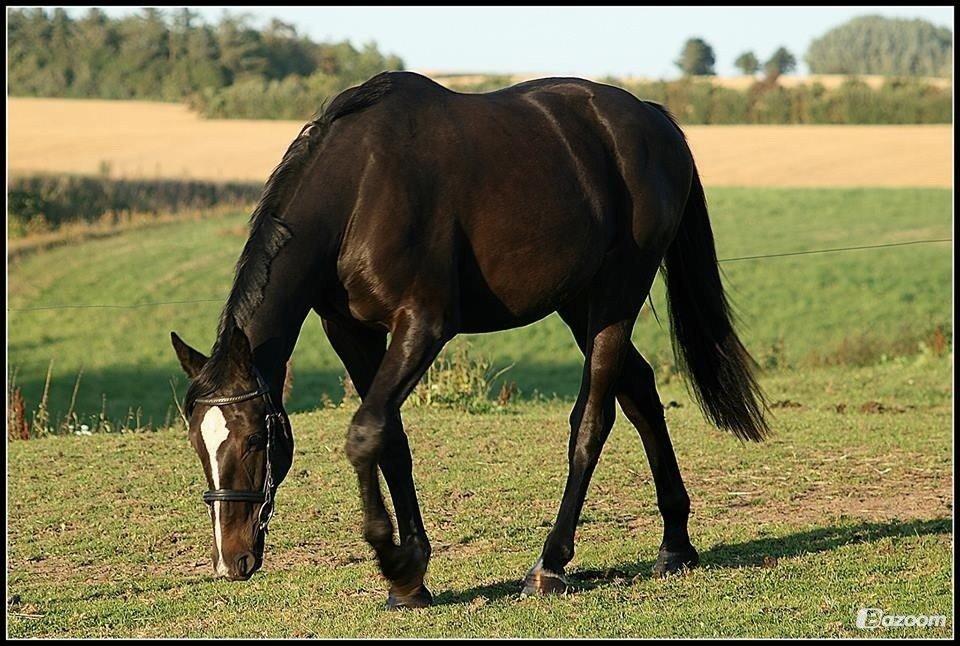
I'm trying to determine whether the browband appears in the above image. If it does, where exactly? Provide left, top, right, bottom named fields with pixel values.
left=194, top=387, right=269, bottom=407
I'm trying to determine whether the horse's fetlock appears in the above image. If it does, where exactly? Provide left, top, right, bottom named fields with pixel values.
left=363, top=518, right=393, bottom=547
left=417, top=535, right=432, bottom=561
left=403, top=534, right=432, bottom=565
left=543, top=534, right=575, bottom=570
left=659, top=492, right=691, bottom=520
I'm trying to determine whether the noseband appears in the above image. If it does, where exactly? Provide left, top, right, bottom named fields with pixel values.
left=195, top=369, right=285, bottom=535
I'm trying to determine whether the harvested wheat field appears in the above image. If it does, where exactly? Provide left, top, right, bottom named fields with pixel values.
left=8, top=97, right=952, bottom=187
left=685, top=124, right=952, bottom=188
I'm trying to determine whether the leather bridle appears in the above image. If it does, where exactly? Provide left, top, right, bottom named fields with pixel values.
left=195, top=368, right=285, bottom=535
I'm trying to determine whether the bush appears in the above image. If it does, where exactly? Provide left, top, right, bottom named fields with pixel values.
left=195, top=72, right=950, bottom=124
left=613, top=76, right=951, bottom=125
left=446, top=75, right=515, bottom=94
left=188, top=72, right=357, bottom=120
left=8, top=174, right=262, bottom=235
left=407, top=345, right=514, bottom=414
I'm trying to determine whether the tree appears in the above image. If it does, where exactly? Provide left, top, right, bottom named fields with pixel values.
left=6, top=7, right=405, bottom=117
left=114, top=9, right=170, bottom=99
left=71, top=9, right=117, bottom=96
left=262, top=19, right=315, bottom=79
left=734, top=51, right=760, bottom=76
left=806, top=15, right=952, bottom=77
left=675, top=38, right=716, bottom=76
left=215, top=12, right=268, bottom=83
left=764, top=47, right=796, bottom=82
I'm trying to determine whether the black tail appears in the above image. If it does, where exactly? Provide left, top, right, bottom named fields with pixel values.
left=663, top=167, right=769, bottom=441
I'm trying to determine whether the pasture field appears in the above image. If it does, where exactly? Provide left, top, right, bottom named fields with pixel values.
left=7, top=187, right=952, bottom=425
left=6, top=356, right=953, bottom=638
left=7, top=98, right=953, bottom=188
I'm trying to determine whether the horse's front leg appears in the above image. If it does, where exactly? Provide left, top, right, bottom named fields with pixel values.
left=323, top=317, right=431, bottom=580
left=341, top=311, right=445, bottom=609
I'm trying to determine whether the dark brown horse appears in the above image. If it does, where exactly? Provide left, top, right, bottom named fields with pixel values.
left=171, top=71, right=767, bottom=608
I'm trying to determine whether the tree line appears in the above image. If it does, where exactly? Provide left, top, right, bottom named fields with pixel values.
left=8, top=9, right=952, bottom=123
left=8, top=8, right=403, bottom=104
left=675, top=15, right=951, bottom=78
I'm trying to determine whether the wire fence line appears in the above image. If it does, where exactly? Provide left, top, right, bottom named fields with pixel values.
left=715, top=237, right=952, bottom=263
left=6, top=237, right=951, bottom=313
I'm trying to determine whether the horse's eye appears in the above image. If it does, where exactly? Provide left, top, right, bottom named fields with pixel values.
left=246, top=434, right=266, bottom=451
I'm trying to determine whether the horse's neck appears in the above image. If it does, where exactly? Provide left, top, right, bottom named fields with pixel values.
left=240, top=305, right=306, bottom=399
left=241, top=277, right=312, bottom=398
left=235, top=200, right=342, bottom=395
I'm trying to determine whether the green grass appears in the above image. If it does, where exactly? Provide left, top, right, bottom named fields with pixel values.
left=7, top=357, right=952, bottom=637
left=6, top=187, right=952, bottom=425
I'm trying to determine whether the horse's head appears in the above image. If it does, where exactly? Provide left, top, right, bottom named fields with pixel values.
left=170, top=325, right=293, bottom=581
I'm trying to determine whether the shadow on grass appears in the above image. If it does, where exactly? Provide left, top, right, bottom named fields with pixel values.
left=10, top=365, right=349, bottom=424
left=433, top=517, right=951, bottom=607
left=9, top=359, right=588, bottom=427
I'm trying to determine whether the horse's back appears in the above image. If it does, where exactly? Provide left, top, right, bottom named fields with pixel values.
left=326, top=73, right=693, bottom=331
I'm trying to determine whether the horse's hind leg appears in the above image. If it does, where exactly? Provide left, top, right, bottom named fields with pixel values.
left=616, top=346, right=699, bottom=576
left=523, top=302, right=634, bottom=595
left=332, top=312, right=446, bottom=609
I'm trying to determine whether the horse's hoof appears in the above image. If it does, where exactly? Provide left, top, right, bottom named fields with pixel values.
left=386, top=583, right=433, bottom=610
left=520, top=562, right=570, bottom=597
left=651, top=544, right=699, bottom=578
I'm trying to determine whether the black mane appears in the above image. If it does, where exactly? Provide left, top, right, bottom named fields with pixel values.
left=185, top=73, right=395, bottom=413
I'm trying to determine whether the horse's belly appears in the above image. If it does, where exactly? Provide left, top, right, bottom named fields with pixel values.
left=456, top=209, right=606, bottom=332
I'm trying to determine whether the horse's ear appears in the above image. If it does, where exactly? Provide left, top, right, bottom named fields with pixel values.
left=226, top=320, right=253, bottom=371
left=171, top=332, right=208, bottom=378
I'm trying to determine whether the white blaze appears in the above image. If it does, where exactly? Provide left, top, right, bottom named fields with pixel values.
left=201, top=407, right=230, bottom=576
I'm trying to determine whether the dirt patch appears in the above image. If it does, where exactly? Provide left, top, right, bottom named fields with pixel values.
left=771, top=399, right=804, bottom=409
left=834, top=489, right=952, bottom=521
left=832, top=402, right=913, bottom=414
left=748, top=474, right=952, bottom=526
left=858, top=401, right=907, bottom=415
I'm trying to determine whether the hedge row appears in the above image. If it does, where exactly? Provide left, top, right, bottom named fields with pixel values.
left=9, top=174, right=262, bottom=235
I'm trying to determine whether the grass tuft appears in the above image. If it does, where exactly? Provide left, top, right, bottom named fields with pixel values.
left=408, top=344, right=515, bottom=414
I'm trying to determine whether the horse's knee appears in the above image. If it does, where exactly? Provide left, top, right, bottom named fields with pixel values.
left=345, top=408, right=386, bottom=468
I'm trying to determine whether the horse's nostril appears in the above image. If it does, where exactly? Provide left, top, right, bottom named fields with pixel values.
left=235, top=552, right=256, bottom=578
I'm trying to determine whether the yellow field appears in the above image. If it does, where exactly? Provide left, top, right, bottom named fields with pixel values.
left=8, top=97, right=953, bottom=188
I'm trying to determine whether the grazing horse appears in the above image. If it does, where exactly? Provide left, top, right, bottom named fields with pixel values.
left=171, top=71, right=767, bottom=608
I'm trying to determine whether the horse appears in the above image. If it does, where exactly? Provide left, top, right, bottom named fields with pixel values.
left=170, top=71, right=768, bottom=609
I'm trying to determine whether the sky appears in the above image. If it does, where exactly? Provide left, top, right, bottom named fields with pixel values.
left=65, top=6, right=954, bottom=78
